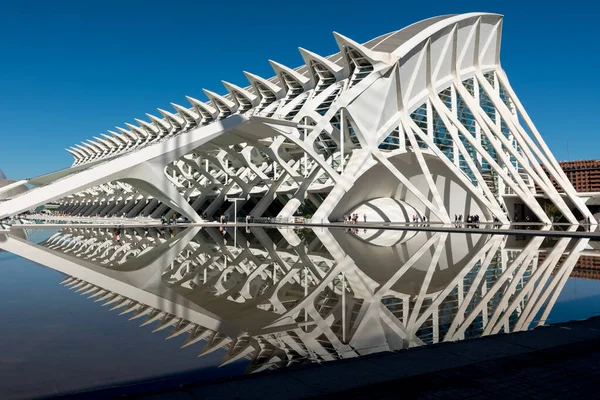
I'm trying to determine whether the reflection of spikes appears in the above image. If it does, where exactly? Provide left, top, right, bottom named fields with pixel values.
left=129, top=305, right=151, bottom=321
left=65, top=279, right=82, bottom=288
left=166, top=321, right=194, bottom=340
left=119, top=302, right=140, bottom=316
left=102, top=295, right=123, bottom=307
left=140, top=309, right=163, bottom=327
left=110, top=298, right=131, bottom=311
left=220, top=338, right=255, bottom=367
left=75, top=283, right=93, bottom=293
left=181, top=326, right=211, bottom=348
left=89, top=289, right=107, bottom=300
left=199, top=332, right=230, bottom=356
left=95, top=292, right=115, bottom=303
left=60, top=276, right=75, bottom=285
left=245, top=347, right=285, bottom=374
left=152, top=315, right=178, bottom=333
left=70, top=280, right=87, bottom=290
left=81, top=286, right=99, bottom=296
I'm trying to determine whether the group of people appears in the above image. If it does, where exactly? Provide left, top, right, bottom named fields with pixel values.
left=112, top=226, right=123, bottom=242
left=344, top=227, right=367, bottom=235
left=453, top=214, right=482, bottom=228
left=454, top=214, right=481, bottom=223
left=344, top=214, right=366, bottom=224
left=411, top=215, right=428, bottom=223
left=161, top=213, right=181, bottom=225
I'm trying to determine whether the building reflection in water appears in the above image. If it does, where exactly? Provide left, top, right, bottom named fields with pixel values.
left=0, top=226, right=592, bottom=373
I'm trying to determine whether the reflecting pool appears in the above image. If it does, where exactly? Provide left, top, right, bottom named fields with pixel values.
left=1, top=226, right=600, bottom=399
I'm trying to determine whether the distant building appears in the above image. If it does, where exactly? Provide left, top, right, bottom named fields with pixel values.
left=560, top=160, right=600, bottom=193
left=542, top=253, right=600, bottom=281
left=570, top=256, right=600, bottom=280
left=541, top=160, right=600, bottom=193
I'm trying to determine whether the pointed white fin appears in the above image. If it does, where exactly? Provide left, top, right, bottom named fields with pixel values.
left=101, top=133, right=124, bottom=148
left=298, top=47, right=346, bottom=81
left=157, top=108, right=185, bottom=129
left=185, top=96, right=218, bottom=122
left=125, top=123, right=149, bottom=139
left=202, top=89, right=238, bottom=115
left=333, top=31, right=397, bottom=66
left=269, top=60, right=311, bottom=93
left=94, top=136, right=115, bottom=150
left=107, top=130, right=131, bottom=145
left=116, top=126, right=141, bottom=142
left=221, top=80, right=259, bottom=109
left=145, top=113, right=171, bottom=133
left=171, top=103, right=200, bottom=125
left=66, top=148, right=83, bottom=161
left=82, top=141, right=100, bottom=155
left=243, top=71, right=284, bottom=100
left=134, top=119, right=159, bottom=137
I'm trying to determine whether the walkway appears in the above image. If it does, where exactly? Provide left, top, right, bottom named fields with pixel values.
left=8, top=220, right=600, bottom=240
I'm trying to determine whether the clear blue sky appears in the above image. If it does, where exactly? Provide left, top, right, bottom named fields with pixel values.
left=1, top=0, right=599, bottom=180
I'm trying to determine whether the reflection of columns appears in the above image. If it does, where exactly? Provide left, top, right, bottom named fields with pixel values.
left=303, top=117, right=308, bottom=178
left=116, top=197, right=136, bottom=216
left=340, top=109, right=345, bottom=173
left=71, top=201, right=88, bottom=216
left=98, top=200, right=116, bottom=216
left=127, top=197, right=148, bottom=218
left=8, top=224, right=594, bottom=372
left=151, top=203, right=170, bottom=218
left=341, top=272, right=346, bottom=343
left=81, top=201, right=99, bottom=216
left=1, top=227, right=245, bottom=338
left=140, top=199, right=159, bottom=216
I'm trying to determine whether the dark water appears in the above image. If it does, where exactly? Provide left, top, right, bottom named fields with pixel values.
left=1, top=226, right=599, bottom=399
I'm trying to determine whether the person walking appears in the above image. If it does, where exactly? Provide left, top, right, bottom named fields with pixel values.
left=363, top=214, right=367, bottom=223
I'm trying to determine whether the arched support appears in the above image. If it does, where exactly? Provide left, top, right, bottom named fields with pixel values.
left=121, top=163, right=201, bottom=222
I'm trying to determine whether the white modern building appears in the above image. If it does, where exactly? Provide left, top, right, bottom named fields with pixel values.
left=0, top=13, right=594, bottom=224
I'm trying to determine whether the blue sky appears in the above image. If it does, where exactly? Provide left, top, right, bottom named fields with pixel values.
left=0, top=0, right=599, bottom=180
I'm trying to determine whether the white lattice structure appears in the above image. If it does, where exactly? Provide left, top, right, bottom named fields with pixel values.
left=0, top=13, right=593, bottom=224
left=0, top=226, right=591, bottom=371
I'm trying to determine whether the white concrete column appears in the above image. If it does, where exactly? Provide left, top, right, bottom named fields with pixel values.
left=450, top=85, right=459, bottom=167
left=426, top=99, right=433, bottom=139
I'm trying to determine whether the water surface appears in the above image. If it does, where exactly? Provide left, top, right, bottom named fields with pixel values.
left=1, top=226, right=599, bottom=399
